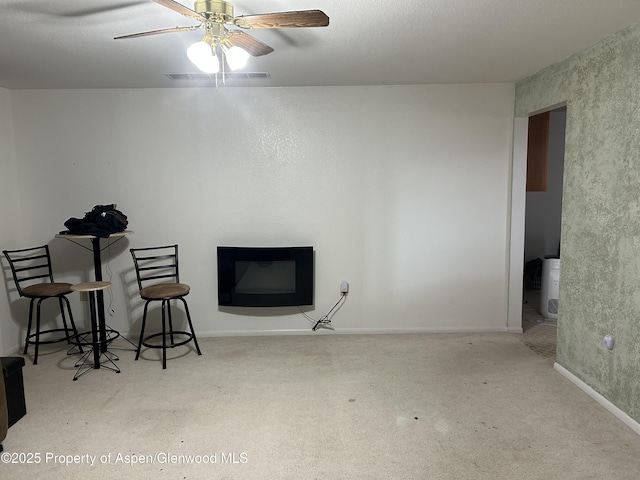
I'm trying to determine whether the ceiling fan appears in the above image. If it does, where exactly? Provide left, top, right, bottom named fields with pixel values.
left=115, top=0, right=330, bottom=73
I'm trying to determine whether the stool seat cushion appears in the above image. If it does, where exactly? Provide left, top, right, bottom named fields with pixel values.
left=141, top=283, right=190, bottom=300
left=22, top=283, right=73, bottom=297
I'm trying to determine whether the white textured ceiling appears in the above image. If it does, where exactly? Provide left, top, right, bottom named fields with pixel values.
left=1, top=0, right=639, bottom=89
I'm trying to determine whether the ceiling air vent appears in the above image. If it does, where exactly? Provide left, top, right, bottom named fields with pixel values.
left=166, top=72, right=271, bottom=81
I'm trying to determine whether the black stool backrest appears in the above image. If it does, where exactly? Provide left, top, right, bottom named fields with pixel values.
left=130, top=244, right=181, bottom=290
left=2, top=246, right=56, bottom=297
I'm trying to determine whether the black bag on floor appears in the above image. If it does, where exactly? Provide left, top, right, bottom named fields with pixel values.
left=63, top=204, right=128, bottom=238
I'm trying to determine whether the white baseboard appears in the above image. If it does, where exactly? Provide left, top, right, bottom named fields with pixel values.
left=189, top=326, right=516, bottom=337
left=554, top=362, right=640, bottom=436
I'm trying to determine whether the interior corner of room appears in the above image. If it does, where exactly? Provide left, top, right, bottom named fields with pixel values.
left=1, top=3, right=640, bottom=474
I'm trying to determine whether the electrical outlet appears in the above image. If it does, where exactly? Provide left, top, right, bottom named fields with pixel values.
left=603, top=334, right=615, bottom=350
left=80, top=291, right=88, bottom=302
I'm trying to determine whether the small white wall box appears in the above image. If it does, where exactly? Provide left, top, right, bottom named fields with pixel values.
left=540, top=258, right=560, bottom=318
left=603, top=335, right=615, bottom=350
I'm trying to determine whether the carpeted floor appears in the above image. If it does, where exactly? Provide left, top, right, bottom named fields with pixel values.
left=2, top=329, right=640, bottom=479
left=520, top=288, right=557, bottom=360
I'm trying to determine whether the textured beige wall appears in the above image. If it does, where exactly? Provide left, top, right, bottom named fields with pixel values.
left=516, top=23, right=640, bottom=422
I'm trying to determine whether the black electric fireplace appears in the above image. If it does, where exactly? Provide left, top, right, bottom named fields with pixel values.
left=217, top=246, right=314, bottom=307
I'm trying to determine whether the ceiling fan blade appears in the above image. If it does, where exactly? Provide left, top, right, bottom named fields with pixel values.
left=60, top=2, right=147, bottom=18
left=226, top=31, right=274, bottom=57
left=114, top=25, right=200, bottom=40
left=234, top=10, right=329, bottom=29
left=152, top=0, right=204, bottom=20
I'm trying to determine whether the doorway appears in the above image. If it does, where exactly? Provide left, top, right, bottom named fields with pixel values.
left=520, top=106, right=567, bottom=358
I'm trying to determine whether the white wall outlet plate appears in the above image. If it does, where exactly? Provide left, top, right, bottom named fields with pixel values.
left=603, top=334, right=615, bottom=350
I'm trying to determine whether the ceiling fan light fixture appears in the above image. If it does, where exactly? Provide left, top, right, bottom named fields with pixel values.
left=187, top=40, right=212, bottom=63
left=222, top=44, right=250, bottom=71
left=116, top=1, right=329, bottom=79
left=187, top=40, right=220, bottom=73
left=196, top=54, right=221, bottom=74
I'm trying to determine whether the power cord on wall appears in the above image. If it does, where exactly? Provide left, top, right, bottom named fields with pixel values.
left=299, top=293, right=347, bottom=331
left=105, top=242, right=116, bottom=316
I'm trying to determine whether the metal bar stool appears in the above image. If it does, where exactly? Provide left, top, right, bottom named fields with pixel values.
left=2, top=246, right=81, bottom=365
left=70, top=282, right=121, bottom=381
left=130, top=245, right=201, bottom=369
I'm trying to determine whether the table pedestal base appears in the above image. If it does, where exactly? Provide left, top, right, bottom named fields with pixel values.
left=70, top=282, right=121, bottom=381
left=71, top=329, right=121, bottom=380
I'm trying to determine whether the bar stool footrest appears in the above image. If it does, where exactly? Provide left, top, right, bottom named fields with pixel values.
left=141, top=331, right=195, bottom=349
left=69, top=329, right=120, bottom=348
left=26, top=328, right=77, bottom=345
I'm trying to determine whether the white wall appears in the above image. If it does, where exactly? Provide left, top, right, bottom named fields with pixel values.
left=0, top=87, right=24, bottom=354
left=4, top=84, right=515, bottom=345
